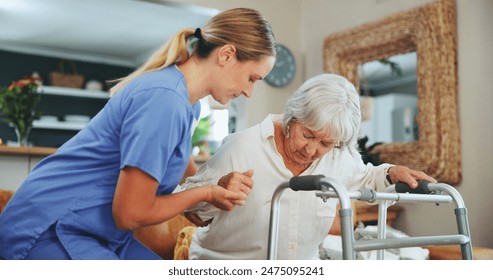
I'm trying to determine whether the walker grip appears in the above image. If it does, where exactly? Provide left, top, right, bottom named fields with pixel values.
left=289, top=175, right=325, bottom=191
left=395, top=180, right=432, bottom=194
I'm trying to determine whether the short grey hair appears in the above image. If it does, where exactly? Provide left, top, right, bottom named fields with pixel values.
left=282, top=74, right=361, bottom=156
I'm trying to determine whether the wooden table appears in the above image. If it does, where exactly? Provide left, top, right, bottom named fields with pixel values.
left=353, top=201, right=403, bottom=226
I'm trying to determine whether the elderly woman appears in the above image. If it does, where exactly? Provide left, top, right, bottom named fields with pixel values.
left=175, top=73, right=436, bottom=260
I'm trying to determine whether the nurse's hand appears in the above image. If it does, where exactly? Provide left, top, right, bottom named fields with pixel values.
left=185, top=172, right=253, bottom=227
left=217, top=169, right=254, bottom=197
left=185, top=186, right=246, bottom=227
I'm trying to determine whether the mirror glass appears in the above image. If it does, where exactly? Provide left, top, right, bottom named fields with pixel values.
left=358, top=52, right=418, bottom=146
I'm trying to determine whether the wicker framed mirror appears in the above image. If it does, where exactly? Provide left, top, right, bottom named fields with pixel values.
left=323, top=0, right=460, bottom=184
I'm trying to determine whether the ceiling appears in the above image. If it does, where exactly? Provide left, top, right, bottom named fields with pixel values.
left=0, top=0, right=218, bottom=67
left=0, top=0, right=416, bottom=88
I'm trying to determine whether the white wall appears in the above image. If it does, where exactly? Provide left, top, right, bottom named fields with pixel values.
left=454, top=0, right=493, bottom=248
left=161, top=0, right=493, bottom=248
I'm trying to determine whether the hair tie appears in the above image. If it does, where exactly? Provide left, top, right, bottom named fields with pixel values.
left=194, top=28, right=202, bottom=40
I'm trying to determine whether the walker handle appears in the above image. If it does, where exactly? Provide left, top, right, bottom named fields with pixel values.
left=289, top=175, right=325, bottom=191
left=395, top=180, right=432, bottom=194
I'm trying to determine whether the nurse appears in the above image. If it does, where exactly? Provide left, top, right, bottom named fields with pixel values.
left=0, top=8, right=276, bottom=260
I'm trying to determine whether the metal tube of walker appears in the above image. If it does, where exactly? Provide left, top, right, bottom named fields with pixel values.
left=429, top=183, right=473, bottom=259
left=267, top=181, right=290, bottom=260
left=434, top=183, right=473, bottom=260
left=267, top=176, right=356, bottom=260
left=319, top=177, right=356, bottom=260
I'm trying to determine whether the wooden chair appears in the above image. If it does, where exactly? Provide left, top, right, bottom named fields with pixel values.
left=173, top=225, right=197, bottom=260
left=0, top=189, right=14, bottom=213
left=134, top=215, right=195, bottom=260
left=425, top=245, right=493, bottom=260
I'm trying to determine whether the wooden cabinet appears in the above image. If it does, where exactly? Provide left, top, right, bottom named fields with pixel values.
left=0, top=146, right=55, bottom=191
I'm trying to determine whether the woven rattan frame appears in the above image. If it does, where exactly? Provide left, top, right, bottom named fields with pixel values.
left=324, top=0, right=460, bottom=184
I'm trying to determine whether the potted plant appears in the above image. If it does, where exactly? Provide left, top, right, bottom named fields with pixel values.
left=191, top=116, right=210, bottom=156
left=0, top=75, right=43, bottom=147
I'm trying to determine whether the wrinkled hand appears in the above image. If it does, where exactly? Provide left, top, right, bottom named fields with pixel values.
left=387, top=165, right=437, bottom=188
left=205, top=185, right=248, bottom=210
left=217, top=170, right=254, bottom=201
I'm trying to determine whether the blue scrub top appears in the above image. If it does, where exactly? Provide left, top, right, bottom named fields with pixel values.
left=0, top=66, right=201, bottom=259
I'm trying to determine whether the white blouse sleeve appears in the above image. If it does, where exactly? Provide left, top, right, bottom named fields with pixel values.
left=339, top=151, right=394, bottom=193
left=173, top=162, right=223, bottom=221
left=173, top=134, right=239, bottom=221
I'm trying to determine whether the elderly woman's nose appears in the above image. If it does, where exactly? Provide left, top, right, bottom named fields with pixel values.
left=304, top=141, right=318, bottom=155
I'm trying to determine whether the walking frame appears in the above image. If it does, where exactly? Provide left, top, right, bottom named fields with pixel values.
left=267, top=175, right=473, bottom=260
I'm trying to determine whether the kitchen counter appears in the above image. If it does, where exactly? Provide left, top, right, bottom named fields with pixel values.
left=0, top=145, right=210, bottom=163
left=0, top=145, right=57, bottom=157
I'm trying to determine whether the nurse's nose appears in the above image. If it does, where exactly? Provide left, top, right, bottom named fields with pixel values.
left=242, top=84, right=254, bottom=98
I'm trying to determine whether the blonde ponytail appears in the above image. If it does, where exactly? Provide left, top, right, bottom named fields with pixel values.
left=110, top=8, right=275, bottom=96
left=109, top=29, right=195, bottom=95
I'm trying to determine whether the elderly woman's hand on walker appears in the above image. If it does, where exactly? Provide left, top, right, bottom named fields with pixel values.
left=386, top=165, right=437, bottom=188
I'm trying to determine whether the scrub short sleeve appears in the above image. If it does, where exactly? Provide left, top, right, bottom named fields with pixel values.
left=119, top=89, right=190, bottom=181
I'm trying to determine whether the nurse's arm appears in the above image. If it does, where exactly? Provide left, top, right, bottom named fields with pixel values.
left=112, top=166, right=246, bottom=231
left=180, top=156, right=198, bottom=184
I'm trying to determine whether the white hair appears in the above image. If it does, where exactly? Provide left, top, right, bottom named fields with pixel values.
left=282, top=74, right=361, bottom=156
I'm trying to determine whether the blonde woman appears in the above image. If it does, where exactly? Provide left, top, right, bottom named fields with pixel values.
left=0, top=8, right=276, bottom=260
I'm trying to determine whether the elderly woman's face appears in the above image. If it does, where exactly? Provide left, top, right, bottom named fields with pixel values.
left=285, top=121, right=337, bottom=165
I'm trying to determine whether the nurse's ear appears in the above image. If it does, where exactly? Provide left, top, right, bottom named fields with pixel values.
left=217, top=44, right=237, bottom=66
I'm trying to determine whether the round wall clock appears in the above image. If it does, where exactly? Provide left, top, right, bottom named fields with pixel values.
left=264, top=44, right=296, bottom=88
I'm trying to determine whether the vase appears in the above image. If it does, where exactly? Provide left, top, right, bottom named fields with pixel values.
left=14, top=125, right=31, bottom=147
